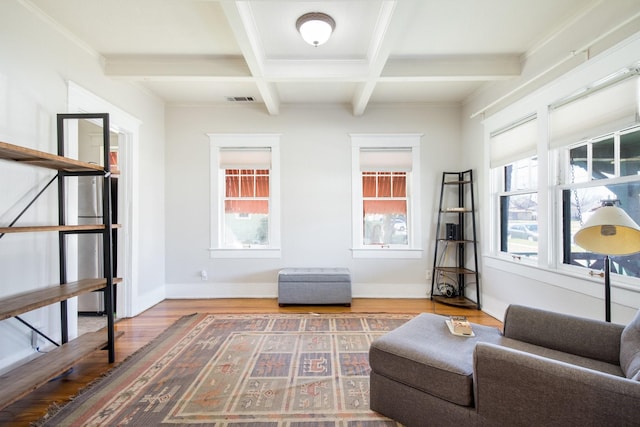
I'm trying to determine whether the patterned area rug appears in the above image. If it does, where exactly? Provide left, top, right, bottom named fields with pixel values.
left=42, top=313, right=414, bottom=426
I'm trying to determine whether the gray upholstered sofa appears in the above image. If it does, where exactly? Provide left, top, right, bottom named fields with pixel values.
left=369, top=305, right=640, bottom=426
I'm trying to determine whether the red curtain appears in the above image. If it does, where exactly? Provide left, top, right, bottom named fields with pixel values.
left=362, top=172, right=406, bottom=213
left=225, top=200, right=269, bottom=214
left=225, top=169, right=269, bottom=214
left=363, top=200, right=407, bottom=214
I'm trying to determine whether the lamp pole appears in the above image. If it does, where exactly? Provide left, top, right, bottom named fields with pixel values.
left=604, top=254, right=611, bottom=322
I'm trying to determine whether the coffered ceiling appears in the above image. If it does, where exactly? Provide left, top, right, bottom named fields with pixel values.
left=24, top=0, right=640, bottom=115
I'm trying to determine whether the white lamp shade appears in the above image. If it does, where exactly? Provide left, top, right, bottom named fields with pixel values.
left=296, top=13, right=335, bottom=47
left=574, top=205, right=640, bottom=255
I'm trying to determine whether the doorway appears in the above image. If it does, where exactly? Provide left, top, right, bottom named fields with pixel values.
left=75, top=120, right=122, bottom=331
left=67, top=81, right=140, bottom=336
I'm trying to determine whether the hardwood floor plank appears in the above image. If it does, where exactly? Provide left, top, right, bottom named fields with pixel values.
left=0, top=298, right=501, bottom=425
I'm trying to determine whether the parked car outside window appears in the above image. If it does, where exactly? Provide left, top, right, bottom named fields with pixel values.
left=508, top=223, right=538, bottom=241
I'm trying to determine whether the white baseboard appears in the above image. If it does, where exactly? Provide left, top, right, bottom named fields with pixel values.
left=130, top=286, right=166, bottom=317
left=165, top=282, right=430, bottom=299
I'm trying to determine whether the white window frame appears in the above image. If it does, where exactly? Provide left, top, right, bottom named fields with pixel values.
left=488, top=113, right=541, bottom=266
left=208, top=134, right=281, bottom=259
left=493, top=156, right=540, bottom=264
left=350, top=134, right=423, bottom=259
left=556, top=126, right=640, bottom=286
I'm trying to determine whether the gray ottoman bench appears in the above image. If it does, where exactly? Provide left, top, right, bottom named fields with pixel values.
left=369, top=313, right=503, bottom=426
left=277, top=268, right=352, bottom=306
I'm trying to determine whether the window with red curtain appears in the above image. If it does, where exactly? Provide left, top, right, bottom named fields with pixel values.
left=223, top=168, right=270, bottom=246
left=362, top=171, right=408, bottom=245
left=224, top=169, right=269, bottom=214
left=212, top=139, right=279, bottom=253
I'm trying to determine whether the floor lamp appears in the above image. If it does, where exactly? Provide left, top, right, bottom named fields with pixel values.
left=574, top=200, right=640, bottom=322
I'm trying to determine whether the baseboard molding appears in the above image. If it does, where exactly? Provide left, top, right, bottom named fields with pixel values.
left=165, top=282, right=430, bottom=299
left=131, top=287, right=166, bottom=317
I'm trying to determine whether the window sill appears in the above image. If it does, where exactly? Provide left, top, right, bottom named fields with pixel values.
left=483, top=254, right=640, bottom=298
left=209, top=248, right=281, bottom=259
left=351, top=248, right=423, bottom=259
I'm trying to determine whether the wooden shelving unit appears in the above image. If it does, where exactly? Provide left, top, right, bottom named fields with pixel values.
left=0, top=278, right=123, bottom=321
left=0, top=141, right=104, bottom=173
left=0, top=113, right=121, bottom=409
left=0, top=224, right=119, bottom=234
left=430, top=170, right=481, bottom=309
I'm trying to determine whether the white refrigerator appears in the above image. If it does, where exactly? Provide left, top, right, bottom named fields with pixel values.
left=77, top=175, right=105, bottom=314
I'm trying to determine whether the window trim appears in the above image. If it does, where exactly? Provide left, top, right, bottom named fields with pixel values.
left=208, top=134, right=281, bottom=259
left=556, top=127, right=640, bottom=281
left=350, top=134, right=423, bottom=259
left=493, top=157, right=540, bottom=266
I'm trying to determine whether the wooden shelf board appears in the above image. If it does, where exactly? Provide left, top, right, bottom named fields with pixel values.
left=432, top=295, right=479, bottom=309
left=0, top=224, right=104, bottom=234
left=434, top=266, right=476, bottom=275
left=444, top=180, right=471, bottom=185
left=0, top=141, right=104, bottom=173
left=0, top=278, right=122, bottom=321
left=0, top=329, right=124, bottom=410
left=0, top=224, right=121, bottom=234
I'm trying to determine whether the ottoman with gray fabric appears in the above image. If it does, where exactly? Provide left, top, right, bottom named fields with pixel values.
left=369, top=313, right=504, bottom=426
left=368, top=305, right=640, bottom=427
left=277, top=268, right=351, bottom=306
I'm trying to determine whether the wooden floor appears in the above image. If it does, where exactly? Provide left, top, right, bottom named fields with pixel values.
left=0, top=298, right=502, bottom=426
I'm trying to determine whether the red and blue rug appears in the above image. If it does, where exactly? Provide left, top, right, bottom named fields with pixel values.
left=42, top=313, right=414, bottom=426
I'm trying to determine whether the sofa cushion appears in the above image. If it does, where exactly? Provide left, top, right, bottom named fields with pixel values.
left=369, top=313, right=503, bottom=407
left=497, top=337, right=624, bottom=377
left=620, top=309, right=640, bottom=380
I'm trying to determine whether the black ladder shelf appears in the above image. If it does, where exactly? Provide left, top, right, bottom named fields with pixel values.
left=430, top=170, right=480, bottom=309
left=0, top=113, right=121, bottom=410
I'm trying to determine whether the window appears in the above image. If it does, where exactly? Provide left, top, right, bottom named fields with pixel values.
left=350, top=134, right=422, bottom=258
left=208, top=134, right=281, bottom=258
left=498, top=157, right=539, bottom=259
left=362, top=171, right=408, bottom=245
left=489, top=114, right=539, bottom=261
left=223, top=167, right=269, bottom=247
left=550, top=70, right=640, bottom=279
left=560, top=127, right=640, bottom=279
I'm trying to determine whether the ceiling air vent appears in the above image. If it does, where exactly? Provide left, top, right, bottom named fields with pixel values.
left=225, top=96, right=255, bottom=102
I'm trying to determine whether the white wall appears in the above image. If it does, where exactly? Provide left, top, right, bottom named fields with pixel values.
left=0, top=1, right=165, bottom=372
left=165, top=103, right=462, bottom=299
left=461, top=32, right=640, bottom=324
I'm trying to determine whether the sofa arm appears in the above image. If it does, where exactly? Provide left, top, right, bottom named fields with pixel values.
left=473, top=343, right=640, bottom=427
left=503, top=305, right=624, bottom=364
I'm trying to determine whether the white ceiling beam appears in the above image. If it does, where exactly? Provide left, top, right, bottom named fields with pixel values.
left=103, top=53, right=519, bottom=84
left=103, top=55, right=252, bottom=81
left=103, top=53, right=520, bottom=80
left=262, top=59, right=370, bottom=81
left=220, top=0, right=280, bottom=115
left=381, top=55, right=521, bottom=81
left=351, top=0, right=417, bottom=116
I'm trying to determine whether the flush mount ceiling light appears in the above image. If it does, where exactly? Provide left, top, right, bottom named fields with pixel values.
left=296, top=12, right=335, bottom=47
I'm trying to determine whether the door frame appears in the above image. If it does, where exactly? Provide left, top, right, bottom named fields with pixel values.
left=67, top=81, right=140, bottom=319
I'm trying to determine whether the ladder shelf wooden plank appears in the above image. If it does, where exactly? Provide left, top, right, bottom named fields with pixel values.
left=0, top=278, right=122, bottom=321
left=0, top=329, right=124, bottom=410
left=0, top=141, right=105, bottom=173
left=0, top=224, right=121, bottom=234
